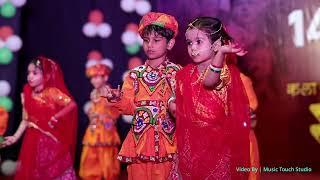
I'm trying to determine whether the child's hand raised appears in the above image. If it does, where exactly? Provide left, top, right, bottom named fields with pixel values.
left=219, top=43, right=248, bottom=56
left=101, top=85, right=122, bottom=102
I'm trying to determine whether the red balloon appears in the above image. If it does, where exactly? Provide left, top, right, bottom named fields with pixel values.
left=128, top=57, right=143, bottom=69
left=88, top=10, right=104, bottom=25
left=88, top=50, right=103, bottom=61
left=126, top=23, right=139, bottom=33
left=0, top=26, right=14, bottom=40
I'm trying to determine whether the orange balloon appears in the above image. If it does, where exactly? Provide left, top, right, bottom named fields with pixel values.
left=126, top=23, right=139, bottom=33
left=89, top=10, right=104, bottom=25
left=88, top=50, right=103, bottom=61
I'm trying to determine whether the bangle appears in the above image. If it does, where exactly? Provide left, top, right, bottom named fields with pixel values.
left=209, top=64, right=222, bottom=73
left=167, top=96, right=176, bottom=106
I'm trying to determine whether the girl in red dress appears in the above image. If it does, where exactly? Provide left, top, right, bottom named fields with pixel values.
left=2, top=56, right=78, bottom=180
left=175, top=17, right=250, bottom=180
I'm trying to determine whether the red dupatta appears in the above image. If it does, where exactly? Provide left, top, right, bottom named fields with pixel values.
left=176, top=57, right=250, bottom=179
left=16, top=57, right=77, bottom=179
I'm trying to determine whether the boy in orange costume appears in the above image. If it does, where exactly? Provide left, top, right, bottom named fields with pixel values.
left=103, top=12, right=180, bottom=180
left=80, top=57, right=121, bottom=180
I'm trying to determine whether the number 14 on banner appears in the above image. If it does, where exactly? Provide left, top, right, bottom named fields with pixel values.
left=289, top=8, right=320, bottom=47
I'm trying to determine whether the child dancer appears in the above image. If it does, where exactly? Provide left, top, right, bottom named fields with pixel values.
left=1, top=56, right=78, bottom=179
left=175, top=17, right=250, bottom=179
left=102, top=12, right=181, bottom=180
left=80, top=57, right=121, bottom=180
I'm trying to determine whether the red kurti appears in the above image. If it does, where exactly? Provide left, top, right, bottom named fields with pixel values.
left=176, top=62, right=250, bottom=180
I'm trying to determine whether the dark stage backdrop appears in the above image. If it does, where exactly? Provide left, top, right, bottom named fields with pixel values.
left=158, top=0, right=320, bottom=172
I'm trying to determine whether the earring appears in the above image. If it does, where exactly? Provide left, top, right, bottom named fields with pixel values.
left=212, top=37, right=222, bottom=52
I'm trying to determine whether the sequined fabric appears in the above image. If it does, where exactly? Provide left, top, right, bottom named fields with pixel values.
left=176, top=62, right=250, bottom=180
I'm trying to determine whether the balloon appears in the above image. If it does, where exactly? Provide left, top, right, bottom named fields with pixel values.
left=0, top=80, right=10, bottom=96
left=121, top=31, right=137, bottom=45
left=126, top=23, right=139, bottom=32
left=5, top=35, right=22, bottom=52
left=101, top=58, right=114, bottom=70
left=0, top=160, right=17, bottom=176
left=89, top=10, right=104, bottom=24
left=125, top=43, right=140, bottom=55
left=97, top=23, right=112, bottom=38
left=0, top=39, right=5, bottom=48
left=135, top=0, right=151, bottom=16
left=120, top=0, right=135, bottom=13
left=0, top=26, right=13, bottom=40
left=0, top=47, right=13, bottom=65
left=87, top=50, right=102, bottom=61
left=11, top=0, right=27, bottom=7
left=0, top=0, right=6, bottom=6
left=0, top=2, right=16, bottom=18
left=0, top=96, right=13, bottom=112
left=82, top=22, right=97, bottom=37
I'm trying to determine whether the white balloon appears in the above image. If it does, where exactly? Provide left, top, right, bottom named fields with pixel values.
left=97, top=23, right=112, bottom=38
left=0, top=39, right=5, bottom=48
left=1, top=160, right=17, bottom=176
left=0, top=80, right=11, bottom=96
left=121, top=31, right=137, bottom=45
left=137, top=35, right=143, bottom=45
left=83, top=101, right=92, bottom=115
left=120, top=0, right=135, bottom=13
left=11, top=0, right=27, bottom=7
left=135, top=0, right=151, bottom=16
left=5, top=35, right=22, bottom=52
left=122, top=115, right=133, bottom=124
left=0, top=0, right=6, bottom=6
left=82, top=22, right=97, bottom=37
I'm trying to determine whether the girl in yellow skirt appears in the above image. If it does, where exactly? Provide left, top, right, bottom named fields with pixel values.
left=80, top=52, right=120, bottom=180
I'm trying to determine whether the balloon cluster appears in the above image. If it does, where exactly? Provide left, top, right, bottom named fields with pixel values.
left=0, top=26, right=22, bottom=64
left=0, top=0, right=26, bottom=18
left=0, top=80, right=12, bottom=112
left=82, top=10, right=112, bottom=38
left=121, top=23, right=143, bottom=55
left=120, top=0, right=151, bottom=16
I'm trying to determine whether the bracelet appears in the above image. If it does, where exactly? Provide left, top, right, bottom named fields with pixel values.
left=209, top=64, right=222, bottom=73
left=167, top=96, right=176, bottom=106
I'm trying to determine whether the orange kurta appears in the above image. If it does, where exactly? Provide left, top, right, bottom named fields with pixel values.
left=114, top=61, right=180, bottom=180
left=80, top=89, right=121, bottom=180
left=240, top=73, right=260, bottom=180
